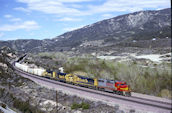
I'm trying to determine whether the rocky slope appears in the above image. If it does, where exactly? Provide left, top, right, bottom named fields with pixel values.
left=0, top=48, right=130, bottom=113
left=54, top=8, right=171, bottom=44
left=0, top=8, right=171, bottom=53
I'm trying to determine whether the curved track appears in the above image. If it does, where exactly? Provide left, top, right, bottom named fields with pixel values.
left=14, top=66, right=172, bottom=113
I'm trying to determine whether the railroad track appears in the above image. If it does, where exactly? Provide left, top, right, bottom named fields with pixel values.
left=14, top=65, right=172, bottom=112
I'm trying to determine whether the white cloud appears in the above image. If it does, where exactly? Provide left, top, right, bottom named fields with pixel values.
left=14, top=7, right=31, bottom=12
left=70, top=4, right=83, bottom=8
left=3, top=14, right=22, bottom=22
left=63, top=25, right=84, bottom=31
left=59, top=0, right=92, bottom=3
left=57, top=17, right=81, bottom=21
left=17, top=0, right=92, bottom=3
left=4, top=14, right=13, bottom=18
left=9, top=18, right=22, bottom=22
left=102, top=13, right=114, bottom=19
left=15, top=0, right=170, bottom=18
left=15, top=0, right=83, bottom=16
left=0, top=21, right=40, bottom=31
left=0, top=32, right=4, bottom=37
left=88, top=0, right=170, bottom=14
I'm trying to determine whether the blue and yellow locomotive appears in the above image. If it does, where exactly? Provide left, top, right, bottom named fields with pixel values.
left=42, top=70, right=131, bottom=96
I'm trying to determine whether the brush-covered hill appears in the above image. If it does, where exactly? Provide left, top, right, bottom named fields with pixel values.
left=0, top=8, right=171, bottom=53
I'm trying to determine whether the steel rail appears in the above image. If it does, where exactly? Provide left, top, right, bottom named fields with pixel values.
left=14, top=66, right=172, bottom=111
left=130, top=96, right=171, bottom=105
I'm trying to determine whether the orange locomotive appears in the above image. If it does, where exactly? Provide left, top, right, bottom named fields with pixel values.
left=97, top=79, right=131, bottom=96
left=56, top=72, right=131, bottom=96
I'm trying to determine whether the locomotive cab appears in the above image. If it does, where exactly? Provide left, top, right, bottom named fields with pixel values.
left=115, top=81, right=131, bottom=96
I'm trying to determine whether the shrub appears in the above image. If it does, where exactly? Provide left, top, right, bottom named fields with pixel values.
left=32, top=52, right=172, bottom=98
left=160, top=89, right=172, bottom=99
left=81, top=102, right=90, bottom=109
left=71, top=102, right=80, bottom=109
left=71, top=102, right=90, bottom=110
left=41, top=56, right=52, bottom=59
left=0, top=109, right=4, bottom=113
left=13, top=99, right=44, bottom=113
left=0, top=88, right=5, bottom=97
left=0, top=103, right=6, bottom=109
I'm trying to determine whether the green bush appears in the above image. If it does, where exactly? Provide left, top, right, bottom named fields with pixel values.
left=32, top=52, right=172, bottom=98
left=0, top=103, right=6, bottom=109
left=81, top=102, right=90, bottom=109
left=13, top=99, right=44, bottom=113
left=41, top=56, right=52, bottom=59
left=71, top=102, right=80, bottom=109
left=0, top=88, right=5, bottom=97
left=60, top=56, right=172, bottom=98
left=71, top=102, right=90, bottom=110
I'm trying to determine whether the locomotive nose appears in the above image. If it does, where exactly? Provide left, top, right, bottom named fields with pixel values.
left=120, top=85, right=130, bottom=91
left=120, top=84, right=128, bottom=88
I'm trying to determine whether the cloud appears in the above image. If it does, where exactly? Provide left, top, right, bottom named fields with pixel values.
left=15, top=0, right=170, bottom=18
left=15, top=0, right=85, bottom=16
left=14, top=7, right=31, bottom=12
left=63, top=25, right=84, bottom=31
left=102, top=14, right=114, bottom=19
left=9, top=18, right=22, bottom=22
left=58, top=0, right=92, bottom=3
left=4, top=14, right=22, bottom=22
left=88, top=0, right=170, bottom=14
left=4, top=14, right=13, bottom=18
left=56, top=17, right=82, bottom=21
left=17, top=0, right=92, bottom=3
left=0, top=21, right=40, bottom=31
left=70, top=4, right=83, bottom=8
left=0, top=32, right=4, bottom=37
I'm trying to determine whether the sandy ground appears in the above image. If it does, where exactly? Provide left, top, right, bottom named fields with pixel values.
left=97, top=53, right=171, bottom=63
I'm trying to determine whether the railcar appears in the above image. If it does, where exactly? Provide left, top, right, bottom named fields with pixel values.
left=15, top=62, right=131, bottom=96
left=97, top=79, right=131, bottom=96
left=73, top=75, right=98, bottom=88
left=42, top=70, right=56, bottom=78
left=57, top=72, right=67, bottom=82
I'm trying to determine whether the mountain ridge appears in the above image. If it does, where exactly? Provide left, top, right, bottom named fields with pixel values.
left=0, top=8, right=171, bottom=53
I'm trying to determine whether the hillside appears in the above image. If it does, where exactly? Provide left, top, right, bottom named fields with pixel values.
left=0, top=8, right=171, bottom=53
left=0, top=48, right=131, bottom=113
left=54, top=8, right=171, bottom=44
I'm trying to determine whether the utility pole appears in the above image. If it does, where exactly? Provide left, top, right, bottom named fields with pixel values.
left=8, top=82, right=11, bottom=90
left=56, top=90, right=58, bottom=113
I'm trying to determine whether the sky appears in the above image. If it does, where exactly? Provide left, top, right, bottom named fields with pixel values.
left=0, top=0, right=170, bottom=41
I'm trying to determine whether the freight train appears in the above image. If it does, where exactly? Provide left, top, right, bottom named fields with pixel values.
left=15, top=62, right=131, bottom=96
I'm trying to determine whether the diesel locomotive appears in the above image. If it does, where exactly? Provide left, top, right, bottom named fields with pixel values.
left=15, top=62, right=131, bottom=96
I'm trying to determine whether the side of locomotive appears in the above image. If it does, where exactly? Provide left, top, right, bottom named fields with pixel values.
left=97, top=79, right=131, bottom=96
left=15, top=62, right=131, bottom=96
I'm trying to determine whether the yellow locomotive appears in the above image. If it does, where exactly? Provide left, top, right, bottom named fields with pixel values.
left=35, top=69, right=130, bottom=96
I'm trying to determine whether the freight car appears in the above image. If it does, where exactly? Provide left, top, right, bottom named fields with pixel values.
left=15, top=62, right=45, bottom=76
left=15, top=62, right=131, bottom=96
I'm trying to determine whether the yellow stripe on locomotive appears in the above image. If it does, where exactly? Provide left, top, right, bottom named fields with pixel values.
left=42, top=70, right=56, bottom=78
left=59, top=74, right=65, bottom=79
left=65, top=74, right=74, bottom=82
left=76, top=76, right=88, bottom=83
left=120, top=87, right=129, bottom=91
